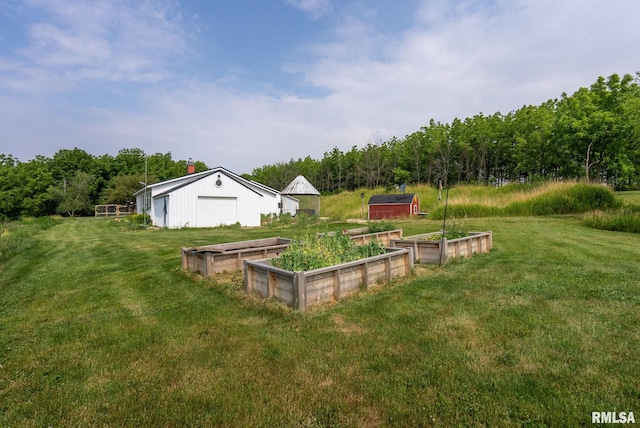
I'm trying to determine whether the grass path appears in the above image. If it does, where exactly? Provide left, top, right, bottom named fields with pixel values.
left=1, top=216, right=639, bottom=426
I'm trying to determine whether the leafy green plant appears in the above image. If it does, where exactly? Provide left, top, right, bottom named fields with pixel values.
left=426, top=217, right=468, bottom=240
left=366, top=220, right=397, bottom=233
left=273, top=233, right=387, bottom=271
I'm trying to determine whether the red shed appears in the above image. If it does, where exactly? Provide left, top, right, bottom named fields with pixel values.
left=368, top=194, right=420, bottom=220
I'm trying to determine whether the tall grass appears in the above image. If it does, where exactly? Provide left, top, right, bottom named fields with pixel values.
left=0, top=216, right=62, bottom=262
left=321, top=181, right=619, bottom=220
left=583, top=208, right=640, bottom=233
left=429, top=182, right=618, bottom=219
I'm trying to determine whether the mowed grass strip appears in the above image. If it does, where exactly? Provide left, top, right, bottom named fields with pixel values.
left=0, top=216, right=639, bottom=426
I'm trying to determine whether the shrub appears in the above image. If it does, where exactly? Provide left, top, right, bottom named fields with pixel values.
left=568, top=184, right=619, bottom=212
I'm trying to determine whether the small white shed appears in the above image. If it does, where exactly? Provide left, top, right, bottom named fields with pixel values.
left=133, top=167, right=298, bottom=228
left=282, top=175, right=321, bottom=216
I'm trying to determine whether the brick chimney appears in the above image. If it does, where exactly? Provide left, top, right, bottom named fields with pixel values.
left=187, top=158, right=195, bottom=175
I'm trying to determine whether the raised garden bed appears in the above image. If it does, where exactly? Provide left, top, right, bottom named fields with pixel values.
left=319, top=228, right=403, bottom=246
left=391, top=231, right=492, bottom=265
left=243, top=247, right=414, bottom=311
left=182, top=237, right=291, bottom=275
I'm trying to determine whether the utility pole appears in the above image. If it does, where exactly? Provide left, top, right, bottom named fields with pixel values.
left=144, top=155, right=148, bottom=225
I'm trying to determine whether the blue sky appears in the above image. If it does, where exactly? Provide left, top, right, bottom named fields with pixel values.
left=1, top=0, right=638, bottom=174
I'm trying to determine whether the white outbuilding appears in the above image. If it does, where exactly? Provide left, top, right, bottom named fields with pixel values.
left=133, top=167, right=298, bottom=228
left=282, top=175, right=321, bottom=216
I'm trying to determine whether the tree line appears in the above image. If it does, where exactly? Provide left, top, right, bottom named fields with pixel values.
left=0, top=148, right=207, bottom=221
left=250, top=73, right=640, bottom=193
left=1, top=72, right=639, bottom=221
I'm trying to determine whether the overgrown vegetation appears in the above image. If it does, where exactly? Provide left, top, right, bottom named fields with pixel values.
left=425, top=217, right=468, bottom=240
left=0, top=216, right=62, bottom=262
left=320, top=181, right=621, bottom=220
left=430, top=182, right=619, bottom=219
left=583, top=208, right=640, bottom=233
left=261, top=211, right=323, bottom=228
left=272, top=233, right=387, bottom=271
left=365, top=220, right=397, bottom=233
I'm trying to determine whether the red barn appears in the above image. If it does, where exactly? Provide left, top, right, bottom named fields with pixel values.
left=368, top=194, right=420, bottom=220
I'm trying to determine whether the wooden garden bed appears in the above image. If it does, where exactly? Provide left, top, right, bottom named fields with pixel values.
left=243, top=247, right=414, bottom=311
left=391, top=231, right=492, bottom=265
left=319, top=228, right=403, bottom=246
left=182, top=237, right=291, bottom=275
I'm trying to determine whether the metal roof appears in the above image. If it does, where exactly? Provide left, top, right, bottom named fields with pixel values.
left=368, top=194, right=417, bottom=205
left=282, top=175, right=320, bottom=195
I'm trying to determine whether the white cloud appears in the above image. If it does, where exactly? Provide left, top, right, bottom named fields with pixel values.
left=4, top=0, right=191, bottom=91
left=283, top=0, right=333, bottom=19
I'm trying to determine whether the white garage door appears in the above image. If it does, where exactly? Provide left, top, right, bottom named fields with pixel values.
left=197, top=196, right=237, bottom=227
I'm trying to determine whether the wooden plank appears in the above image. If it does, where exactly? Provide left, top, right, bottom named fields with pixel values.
left=244, top=262, right=252, bottom=293
left=362, top=262, right=369, bottom=290
left=296, top=272, right=306, bottom=311
left=189, top=237, right=290, bottom=253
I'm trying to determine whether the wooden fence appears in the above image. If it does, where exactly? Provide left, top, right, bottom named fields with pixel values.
left=94, top=204, right=132, bottom=217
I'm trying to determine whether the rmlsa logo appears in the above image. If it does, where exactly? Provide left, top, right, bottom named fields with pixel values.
left=592, top=412, right=635, bottom=424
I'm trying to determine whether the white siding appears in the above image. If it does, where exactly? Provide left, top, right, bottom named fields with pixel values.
left=282, top=195, right=298, bottom=216
left=134, top=168, right=299, bottom=228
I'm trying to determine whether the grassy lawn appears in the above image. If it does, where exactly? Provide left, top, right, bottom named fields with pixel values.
left=1, top=215, right=639, bottom=426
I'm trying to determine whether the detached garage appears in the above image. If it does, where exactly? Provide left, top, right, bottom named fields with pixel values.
left=368, top=194, right=420, bottom=220
left=133, top=167, right=298, bottom=228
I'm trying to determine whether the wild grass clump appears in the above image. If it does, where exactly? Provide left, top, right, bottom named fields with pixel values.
left=504, top=183, right=619, bottom=216
left=0, top=216, right=62, bottom=262
left=429, top=204, right=501, bottom=220
left=583, top=208, right=640, bottom=233
left=273, top=233, right=386, bottom=271
left=262, top=212, right=294, bottom=227
left=262, top=212, right=326, bottom=228
left=366, top=220, right=397, bottom=233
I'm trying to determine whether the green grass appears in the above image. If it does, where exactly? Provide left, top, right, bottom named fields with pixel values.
left=1, top=216, right=639, bottom=426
